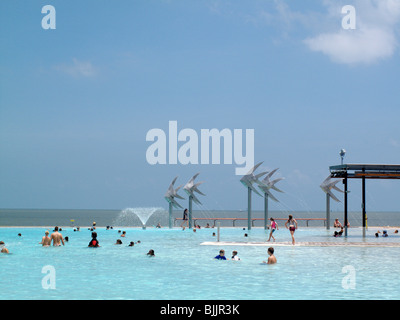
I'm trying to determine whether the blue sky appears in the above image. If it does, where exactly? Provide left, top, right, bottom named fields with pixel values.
left=1, top=0, right=399, bottom=213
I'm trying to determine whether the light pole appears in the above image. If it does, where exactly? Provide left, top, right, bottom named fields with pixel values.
left=340, top=149, right=346, bottom=165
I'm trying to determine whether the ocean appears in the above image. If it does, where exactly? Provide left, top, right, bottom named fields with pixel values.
left=0, top=208, right=399, bottom=228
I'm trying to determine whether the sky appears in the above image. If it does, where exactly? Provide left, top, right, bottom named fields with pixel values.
left=0, top=0, right=399, bottom=213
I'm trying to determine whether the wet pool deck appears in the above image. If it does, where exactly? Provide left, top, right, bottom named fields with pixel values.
left=201, top=241, right=400, bottom=247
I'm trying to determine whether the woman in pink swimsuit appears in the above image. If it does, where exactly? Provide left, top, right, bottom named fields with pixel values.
left=267, top=218, right=279, bottom=242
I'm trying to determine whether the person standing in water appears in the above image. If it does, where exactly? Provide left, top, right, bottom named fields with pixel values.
left=50, top=226, right=65, bottom=246
left=40, top=230, right=51, bottom=246
left=88, top=232, right=100, bottom=247
left=263, top=247, right=277, bottom=264
left=267, top=217, right=279, bottom=242
left=0, top=241, right=9, bottom=254
left=285, top=215, right=298, bottom=245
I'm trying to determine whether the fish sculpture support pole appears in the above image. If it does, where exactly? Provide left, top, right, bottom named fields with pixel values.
left=189, top=195, right=193, bottom=229
left=248, top=187, right=252, bottom=230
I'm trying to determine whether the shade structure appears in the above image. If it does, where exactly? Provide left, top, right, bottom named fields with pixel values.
left=329, top=164, right=400, bottom=236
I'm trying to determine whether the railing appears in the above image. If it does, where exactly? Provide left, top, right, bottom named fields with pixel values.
left=174, top=217, right=326, bottom=227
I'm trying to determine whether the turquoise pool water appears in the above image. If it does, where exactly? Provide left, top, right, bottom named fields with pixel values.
left=1, top=227, right=399, bottom=300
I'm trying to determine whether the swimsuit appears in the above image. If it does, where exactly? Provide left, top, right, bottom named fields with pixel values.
left=214, top=255, right=227, bottom=260
left=89, top=239, right=99, bottom=247
left=271, top=221, right=277, bottom=232
left=288, top=219, right=296, bottom=232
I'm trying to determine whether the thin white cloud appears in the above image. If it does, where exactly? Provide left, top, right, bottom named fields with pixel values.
left=304, top=0, right=400, bottom=65
left=305, top=27, right=397, bottom=64
left=54, top=58, right=97, bottom=77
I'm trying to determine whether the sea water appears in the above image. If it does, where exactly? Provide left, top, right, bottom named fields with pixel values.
left=1, top=209, right=399, bottom=227
left=0, top=226, right=399, bottom=300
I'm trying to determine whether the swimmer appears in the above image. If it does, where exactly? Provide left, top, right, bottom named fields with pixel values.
left=214, top=249, right=227, bottom=260
left=128, top=241, right=135, bottom=247
left=231, top=250, right=240, bottom=261
left=40, top=230, right=51, bottom=246
left=147, top=249, right=155, bottom=256
left=50, top=226, right=65, bottom=246
left=88, top=232, right=100, bottom=247
left=0, top=241, right=9, bottom=254
left=121, top=231, right=126, bottom=237
left=263, top=247, right=277, bottom=265
left=115, top=239, right=123, bottom=245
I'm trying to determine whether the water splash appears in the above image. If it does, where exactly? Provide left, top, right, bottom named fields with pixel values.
left=114, top=207, right=165, bottom=227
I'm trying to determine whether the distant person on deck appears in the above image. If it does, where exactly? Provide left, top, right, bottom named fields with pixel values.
left=50, top=226, right=65, bottom=246
left=180, top=208, right=189, bottom=228
left=334, top=219, right=342, bottom=228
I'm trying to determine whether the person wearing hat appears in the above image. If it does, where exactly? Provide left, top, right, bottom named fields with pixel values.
left=40, top=230, right=52, bottom=246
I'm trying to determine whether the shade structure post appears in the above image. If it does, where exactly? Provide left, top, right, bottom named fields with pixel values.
left=189, top=195, right=193, bottom=229
left=264, top=193, right=269, bottom=230
left=326, top=193, right=330, bottom=230
left=168, top=202, right=173, bottom=229
left=362, top=171, right=366, bottom=237
left=344, top=174, right=348, bottom=237
left=247, top=187, right=252, bottom=230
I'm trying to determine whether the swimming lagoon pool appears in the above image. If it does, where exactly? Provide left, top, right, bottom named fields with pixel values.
left=1, top=226, right=399, bottom=300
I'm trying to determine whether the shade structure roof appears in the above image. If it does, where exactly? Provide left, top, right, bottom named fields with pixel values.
left=329, top=164, right=400, bottom=179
